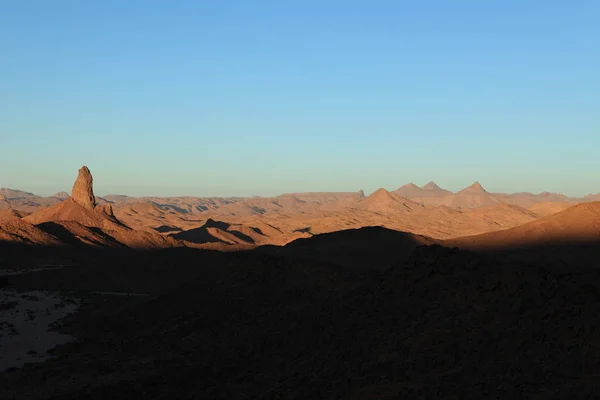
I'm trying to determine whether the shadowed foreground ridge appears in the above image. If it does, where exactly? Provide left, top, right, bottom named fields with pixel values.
left=3, top=228, right=600, bottom=398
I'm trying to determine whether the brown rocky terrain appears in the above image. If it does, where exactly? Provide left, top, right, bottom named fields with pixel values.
left=0, top=209, right=29, bottom=221
left=1, top=166, right=597, bottom=253
left=2, top=167, right=580, bottom=250
left=171, top=218, right=309, bottom=250
left=2, top=167, right=600, bottom=398
left=3, top=171, right=596, bottom=248
left=7, top=167, right=182, bottom=250
left=4, top=167, right=592, bottom=261
left=24, top=198, right=125, bottom=231
left=0, top=219, right=63, bottom=246
left=3, top=180, right=593, bottom=219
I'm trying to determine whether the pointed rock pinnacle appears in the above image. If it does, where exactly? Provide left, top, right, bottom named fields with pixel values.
left=71, top=166, right=96, bottom=209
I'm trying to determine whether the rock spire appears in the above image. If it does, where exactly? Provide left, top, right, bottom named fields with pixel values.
left=71, top=166, right=96, bottom=209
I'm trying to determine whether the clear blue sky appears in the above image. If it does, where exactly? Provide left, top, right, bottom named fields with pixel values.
left=1, top=1, right=599, bottom=197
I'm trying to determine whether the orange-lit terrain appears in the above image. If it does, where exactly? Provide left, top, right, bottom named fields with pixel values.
left=2, top=167, right=600, bottom=398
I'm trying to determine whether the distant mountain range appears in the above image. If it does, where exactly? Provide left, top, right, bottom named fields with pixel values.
left=1, top=170, right=598, bottom=251
left=1, top=181, right=594, bottom=215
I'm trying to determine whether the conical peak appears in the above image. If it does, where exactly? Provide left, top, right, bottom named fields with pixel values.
left=371, top=188, right=391, bottom=197
left=71, top=166, right=96, bottom=209
left=422, top=181, right=440, bottom=190
left=468, top=181, right=485, bottom=191
left=402, top=183, right=419, bottom=189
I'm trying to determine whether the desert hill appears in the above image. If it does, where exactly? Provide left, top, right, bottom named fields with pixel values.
left=24, top=198, right=126, bottom=230
left=394, top=181, right=453, bottom=200
left=422, top=181, right=451, bottom=193
left=0, top=219, right=63, bottom=246
left=110, top=201, right=193, bottom=231
left=0, top=187, right=64, bottom=212
left=35, top=221, right=127, bottom=248
left=432, top=182, right=503, bottom=209
left=466, top=203, right=538, bottom=222
left=393, top=183, right=423, bottom=198
left=528, top=201, right=574, bottom=217
left=53, top=191, right=69, bottom=199
left=356, top=188, right=425, bottom=214
left=263, top=226, right=436, bottom=271
left=450, top=201, right=600, bottom=251
left=192, top=193, right=545, bottom=242
left=0, top=209, right=29, bottom=221
left=171, top=218, right=306, bottom=250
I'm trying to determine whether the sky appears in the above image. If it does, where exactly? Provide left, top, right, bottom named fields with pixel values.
left=1, top=0, right=599, bottom=197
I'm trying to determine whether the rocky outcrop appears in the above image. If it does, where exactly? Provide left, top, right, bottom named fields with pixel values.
left=101, top=204, right=115, bottom=217
left=71, top=166, right=96, bottom=209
